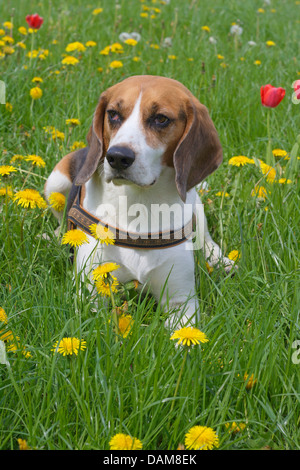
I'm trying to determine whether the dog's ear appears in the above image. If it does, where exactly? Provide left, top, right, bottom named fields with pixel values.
left=75, top=93, right=107, bottom=185
left=173, top=97, right=223, bottom=201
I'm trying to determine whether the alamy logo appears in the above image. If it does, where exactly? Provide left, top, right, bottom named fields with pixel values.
left=291, top=340, right=300, bottom=365
left=0, top=80, right=5, bottom=104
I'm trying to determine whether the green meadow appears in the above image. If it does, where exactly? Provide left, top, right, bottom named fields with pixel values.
left=0, top=0, right=299, bottom=450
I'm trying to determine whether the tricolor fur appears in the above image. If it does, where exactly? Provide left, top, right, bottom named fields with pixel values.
left=45, top=75, right=233, bottom=328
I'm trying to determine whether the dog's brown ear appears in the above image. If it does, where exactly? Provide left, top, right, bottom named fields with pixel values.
left=75, top=93, right=107, bottom=185
left=173, top=97, right=223, bottom=201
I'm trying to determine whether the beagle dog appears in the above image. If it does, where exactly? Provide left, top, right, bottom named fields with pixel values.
left=45, top=75, right=233, bottom=328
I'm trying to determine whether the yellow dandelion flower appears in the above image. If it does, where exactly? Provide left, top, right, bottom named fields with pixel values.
left=95, top=275, right=119, bottom=296
left=14, top=189, right=47, bottom=209
left=205, top=262, right=214, bottom=274
left=217, top=54, right=224, bottom=59
left=3, top=21, right=13, bottom=29
left=48, top=192, right=66, bottom=212
left=18, top=439, right=31, bottom=450
left=2, top=36, right=14, bottom=44
left=168, top=54, right=177, bottom=60
left=215, top=191, right=230, bottom=197
left=0, top=165, right=17, bottom=176
left=244, top=372, right=257, bottom=390
left=184, top=425, right=219, bottom=450
left=109, top=60, right=123, bottom=69
left=100, top=46, right=110, bottom=55
left=92, top=8, right=103, bottom=15
left=0, top=186, right=13, bottom=198
left=65, top=41, right=86, bottom=53
left=30, top=87, right=42, bottom=100
left=61, top=229, right=89, bottom=248
left=27, top=49, right=39, bottom=58
left=251, top=186, right=268, bottom=199
left=260, top=162, right=276, bottom=183
left=276, top=178, right=292, bottom=184
left=254, top=60, right=261, bottom=66
left=124, top=38, right=138, bottom=46
left=18, top=26, right=27, bottom=35
left=272, top=148, right=287, bottom=158
left=0, top=330, right=15, bottom=342
left=0, top=307, right=8, bottom=324
left=52, top=337, right=87, bottom=356
left=228, top=156, right=255, bottom=166
left=32, top=76, right=43, bottom=83
left=66, top=118, right=80, bottom=126
left=110, top=43, right=124, bottom=53
left=52, top=129, right=65, bottom=141
left=86, top=40, right=97, bottom=47
left=89, top=223, right=115, bottom=245
left=118, top=314, right=134, bottom=338
left=225, top=422, right=246, bottom=433
left=5, top=102, right=13, bottom=112
left=170, top=327, right=209, bottom=347
left=201, top=25, right=210, bottom=32
left=3, top=46, right=15, bottom=55
left=10, top=155, right=24, bottom=164
left=266, top=40, right=276, bottom=47
left=16, top=42, right=26, bottom=49
left=228, top=250, right=240, bottom=262
left=109, top=433, right=143, bottom=450
left=92, top=262, right=120, bottom=281
left=70, top=141, right=85, bottom=150
left=61, top=55, right=79, bottom=65
left=25, top=154, right=46, bottom=167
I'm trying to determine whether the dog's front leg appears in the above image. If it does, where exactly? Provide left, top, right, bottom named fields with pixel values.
left=194, top=194, right=235, bottom=273
left=149, top=247, right=199, bottom=329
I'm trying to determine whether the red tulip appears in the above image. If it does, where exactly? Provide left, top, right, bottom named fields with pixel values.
left=260, top=84, right=285, bottom=108
left=26, top=13, right=44, bottom=30
left=294, top=80, right=300, bottom=100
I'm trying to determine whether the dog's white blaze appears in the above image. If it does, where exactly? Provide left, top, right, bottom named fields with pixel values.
left=105, top=92, right=166, bottom=187
left=108, top=93, right=145, bottom=152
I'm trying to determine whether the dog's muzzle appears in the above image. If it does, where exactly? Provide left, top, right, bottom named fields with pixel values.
left=106, top=146, right=135, bottom=171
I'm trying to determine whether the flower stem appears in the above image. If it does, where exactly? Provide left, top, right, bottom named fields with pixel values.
left=171, top=348, right=188, bottom=412
left=20, top=209, right=27, bottom=256
left=266, top=111, right=273, bottom=166
left=110, top=284, right=119, bottom=342
left=74, top=248, right=80, bottom=314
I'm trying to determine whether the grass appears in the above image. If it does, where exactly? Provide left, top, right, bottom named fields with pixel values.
left=0, top=0, right=299, bottom=451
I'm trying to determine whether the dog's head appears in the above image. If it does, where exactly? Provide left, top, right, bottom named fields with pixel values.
left=75, top=75, right=222, bottom=201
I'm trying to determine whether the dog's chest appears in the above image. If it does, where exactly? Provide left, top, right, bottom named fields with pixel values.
left=77, top=236, right=178, bottom=285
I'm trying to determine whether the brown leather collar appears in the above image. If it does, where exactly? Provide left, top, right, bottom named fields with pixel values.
left=67, top=186, right=196, bottom=249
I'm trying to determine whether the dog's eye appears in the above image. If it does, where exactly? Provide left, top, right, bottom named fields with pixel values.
left=153, top=114, right=170, bottom=127
left=107, top=110, right=122, bottom=124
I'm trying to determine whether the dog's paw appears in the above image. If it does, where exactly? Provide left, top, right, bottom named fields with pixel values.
left=223, top=257, right=238, bottom=275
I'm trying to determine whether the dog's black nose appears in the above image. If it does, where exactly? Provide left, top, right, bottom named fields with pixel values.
left=106, top=146, right=135, bottom=170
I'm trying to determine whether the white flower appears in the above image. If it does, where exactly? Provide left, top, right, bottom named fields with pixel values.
left=119, top=32, right=141, bottom=43
left=248, top=40, right=257, bottom=46
left=230, top=24, right=243, bottom=35
left=209, top=36, right=217, bottom=44
left=162, top=37, right=172, bottom=47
